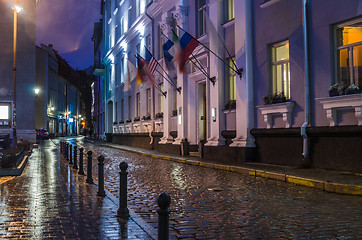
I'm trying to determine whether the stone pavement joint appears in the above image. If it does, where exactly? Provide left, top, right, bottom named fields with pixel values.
left=101, top=143, right=362, bottom=196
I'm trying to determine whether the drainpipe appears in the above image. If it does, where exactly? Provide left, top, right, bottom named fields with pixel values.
left=145, top=1, right=156, bottom=130
left=301, top=0, right=311, bottom=159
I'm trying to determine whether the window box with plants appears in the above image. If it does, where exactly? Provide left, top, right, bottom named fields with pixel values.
left=155, top=112, right=163, bottom=119
left=257, top=92, right=295, bottom=128
left=224, top=99, right=236, bottom=111
left=171, top=109, right=177, bottom=117
left=119, top=120, right=124, bottom=124
left=134, top=116, right=140, bottom=122
left=113, top=121, right=118, bottom=125
left=142, top=114, right=151, bottom=121
left=126, top=119, right=132, bottom=123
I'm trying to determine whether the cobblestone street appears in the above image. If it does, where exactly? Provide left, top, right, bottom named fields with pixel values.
left=71, top=137, right=362, bottom=239
left=1, top=137, right=362, bottom=239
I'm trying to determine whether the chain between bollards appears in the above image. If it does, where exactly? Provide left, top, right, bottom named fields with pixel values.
left=86, top=150, right=93, bottom=184
left=78, top=148, right=85, bottom=175
left=157, top=192, right=171, bottom=240
left=97, top=155, right=106, bottom=197
left=117, top=161, right=129, bottom=219
left=73, top=145, right=78, bottom=169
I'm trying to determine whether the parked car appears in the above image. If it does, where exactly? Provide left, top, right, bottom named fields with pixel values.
left=36, top=129, right=49, bottom=140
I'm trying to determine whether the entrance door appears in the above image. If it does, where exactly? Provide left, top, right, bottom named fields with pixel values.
left=107, top=101, right=113, bottom=133
left=198, top=82, right=207, bottom=141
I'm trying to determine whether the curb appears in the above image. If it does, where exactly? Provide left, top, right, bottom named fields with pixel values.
left=0, top=154, right=29, bottom=177
left=101, top=144, right=362, bottom=196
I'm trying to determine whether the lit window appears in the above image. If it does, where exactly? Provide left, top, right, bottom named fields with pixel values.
left=336, top=19, right=362, bottom=88
left=120, top=58, right=124, bottom=83
left=128, top=96, right=132, bottom=119
left=197, top=0, right=206, bottom=37
left=147, top=88, right=151, bottom=115
left=271, top=41, right=290, bottom=99
left=146, top=35, right=152, bottom=52
left=225, top=0, right=234, bottom=23
left=0, top=103, right=10, bottom=126
left=120, top=17, right=125, bottom=35
left=136, top=92, right=140, bottom=117
left=228, top=58, right=236, bottom=101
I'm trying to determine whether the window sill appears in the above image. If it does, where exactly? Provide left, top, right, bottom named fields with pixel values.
left=223, top=19, right=235, bottom=28
left=316, top=94, right=362, bottom=126
left=260, top=0, right=282, bottom=8
left=257, top=101, right=295, bottom=128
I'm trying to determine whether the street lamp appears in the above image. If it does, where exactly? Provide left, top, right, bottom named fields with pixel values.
left=11, top=4, right=22, bottom=148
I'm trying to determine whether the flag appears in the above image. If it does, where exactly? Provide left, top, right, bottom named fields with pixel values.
left=175, top=30, right=199, bottom=73
left=124, top=59, right=136, bottom=92
left=163, top=38, right=177, bottom=79
left=136, top=54, right=156, bottom=86
left=144, top=47, right=158, bottom=75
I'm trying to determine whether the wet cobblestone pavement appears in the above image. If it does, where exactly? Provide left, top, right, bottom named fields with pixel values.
left=65, top=137, right=362, bottom=239
left=0, top=140, right=151, bottom=239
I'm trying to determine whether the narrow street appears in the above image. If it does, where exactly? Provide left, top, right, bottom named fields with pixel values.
left=72, top=137, right=362, bottom=239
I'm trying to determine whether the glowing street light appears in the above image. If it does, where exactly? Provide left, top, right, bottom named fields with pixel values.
left=11, top=4, right=23, bottom=148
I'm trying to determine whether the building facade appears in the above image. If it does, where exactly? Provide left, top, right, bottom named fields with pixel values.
left=0, top=0, right=37, bottom=142
left=35, top=44, right=82, bottom=137
left=100, top=0, right=362, bottom=173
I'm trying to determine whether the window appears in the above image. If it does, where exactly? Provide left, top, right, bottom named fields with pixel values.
left=159, top=83, right=164, bottom=113
left=136, top=0, right=141, bottom=18
left=128, top=7, right=132, bottom=30
left=146, top=88, right=151, bottom=115
left=336, top=19, right=362, bottom=88
left=136, top=92, right=140, bottom=117
left=128, top=96, right=132, bottom=119
left=115, top=63, right=119, bottom=87
left=158, top=26, right=163, bottom=59
left=115, top=102, right=118, bottom=122
left=120, top=17, right=125, bottom=35
left=136, top=43, right=140, bottom=55
left=271, top=41, right=290, bottom=99
left=121, top=99, right=124, bottom=120
left=120, top=58, right=124, bottom=83
left=225, top=0, right=234, bottom=23
left=197, top=0, right=206, bottom=37
left=0, top=103, right=10, bottom=126
left=227, top=58, right=236, bottom=101
left=146, top=35, right=152, bottom=53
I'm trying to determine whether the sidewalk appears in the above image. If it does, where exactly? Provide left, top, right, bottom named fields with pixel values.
left=100, top=142, right=362, bottom=196
left=0, top=140, right=154, bottom=239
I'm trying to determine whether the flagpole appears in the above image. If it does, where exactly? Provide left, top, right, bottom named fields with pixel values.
left=189, top=57, right=216, bottom=85
left=176, top=25, right=243, bottom=78
left=155, top=68, right=181, bottom=93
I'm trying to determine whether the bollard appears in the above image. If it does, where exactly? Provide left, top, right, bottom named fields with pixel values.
left=97, top=155, right=106, bottom=197
left=65, top=143, right=69, bottom=161
left=86, top=150, right=93, bottom=184
left=78, top=148, right=85, bottom=175
left=69, top=144, right=73, bottom=164
left=73, top=145, right=78, bottom=169
left=116, top=161, right=129, bottom=219
left=157, top=192, right=171, bottom=240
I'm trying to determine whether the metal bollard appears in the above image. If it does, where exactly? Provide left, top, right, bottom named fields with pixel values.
left=97, top=155, right=106, bottom=197
left=78, top=148, right=85, bottom=175
left=86, top=150, right=93, bottom=184
left=157, top=192, right=171, bottom=240
left=69, top=144, right=73, bottom=164
left=73, top=145, right=78, bottom=169
left=65, top=143, right=69, bottom=161
left=116, top=161, right=129, bottom=219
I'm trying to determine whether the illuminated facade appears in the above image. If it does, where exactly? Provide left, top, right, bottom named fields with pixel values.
left=0, top=0, right=37, bottom=142
left=101, top=0, right=362, bottom=172
left=35, top=44, right=81, bottom=136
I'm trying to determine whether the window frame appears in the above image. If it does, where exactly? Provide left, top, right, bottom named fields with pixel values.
left=335, top=18, right=362, bottom=88
left=271, top=40, right=290, bottom=99
left=136, top=92, right=141, bottom=117
left=197, top=0, right=207, bottom=38
left=146, top=88, right=151, bottom=115
left=227, top=57, right=236, bottom=101
left=0, top=102, right=11, bottom=127
left=225, top=0, right=235, bottom=23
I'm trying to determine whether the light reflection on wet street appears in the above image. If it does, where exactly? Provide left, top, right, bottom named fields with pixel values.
left=72, top=137, right=362, bottom=239
left=0, top=139, right=151, bottom=239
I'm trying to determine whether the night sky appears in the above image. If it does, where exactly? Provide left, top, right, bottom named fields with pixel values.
left=36, top=0, right=101, bottom=70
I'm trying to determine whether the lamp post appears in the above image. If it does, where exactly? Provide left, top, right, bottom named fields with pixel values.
left=11, top=5, right=22, bottom=148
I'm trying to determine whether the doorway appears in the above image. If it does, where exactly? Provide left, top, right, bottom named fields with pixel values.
left=198, top=82, right=207, bottom=142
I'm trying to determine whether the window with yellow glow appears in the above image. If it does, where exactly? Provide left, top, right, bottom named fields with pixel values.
left=336, top=19, right=362, bottom=88
left=136, top=92, right=140, bottom=117
left=225, top=0, right=235, bottom=23
left=271, top=41, right=290, bottom=99
left=228, top=58, right=236, bottom=101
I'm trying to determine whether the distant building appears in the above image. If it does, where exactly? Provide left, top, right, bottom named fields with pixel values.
left=0, top=0, right=37, bottom=142
left=35, top=44, right=82, bottom=136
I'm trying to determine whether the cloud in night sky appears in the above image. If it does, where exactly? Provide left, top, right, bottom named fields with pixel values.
left=36, top=0, right=101, bottom=70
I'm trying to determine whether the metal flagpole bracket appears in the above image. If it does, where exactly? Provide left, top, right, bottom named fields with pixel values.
left=210, top=76, right=216, bottom=85
left=177, top=87, right=182, bottom=93
left=237, top=68, right=243, bottom=79
left=162, top=91, right=167, bottom=97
